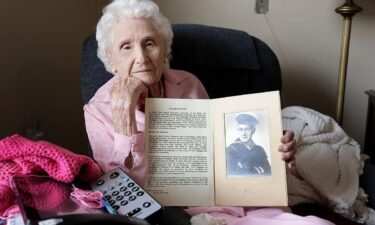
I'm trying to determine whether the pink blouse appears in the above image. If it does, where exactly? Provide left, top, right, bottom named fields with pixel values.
left=84, top=69, right=209, bottom=185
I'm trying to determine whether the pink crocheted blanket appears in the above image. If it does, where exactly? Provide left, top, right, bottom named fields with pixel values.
left=0, top=134, right=101, bottom=213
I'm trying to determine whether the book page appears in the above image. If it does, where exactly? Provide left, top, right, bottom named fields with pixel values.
left=212, top=91, right=287, bottom=206
left=144, top=98, right=214, bottom=206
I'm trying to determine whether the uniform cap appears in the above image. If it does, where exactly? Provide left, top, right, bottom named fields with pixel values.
left=235, top=114, right=258, bottom=126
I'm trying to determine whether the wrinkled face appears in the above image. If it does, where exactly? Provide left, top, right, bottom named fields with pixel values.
left=237, top=124, right=254, bottom=143
left=110, top=17, right=167, bottom=86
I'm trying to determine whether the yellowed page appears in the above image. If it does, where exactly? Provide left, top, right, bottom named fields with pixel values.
left=144, top=98, right=214, bottom=206
left=212, top=91, right=287, bottom=206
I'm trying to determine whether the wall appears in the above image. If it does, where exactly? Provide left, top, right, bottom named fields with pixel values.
left=1, top=0, right=374, bottom=154
left=96, top=0, right=112, bottom=16
left=154, top=0, right=375, bottom=148
left=0, top=1, right=100, bottom=154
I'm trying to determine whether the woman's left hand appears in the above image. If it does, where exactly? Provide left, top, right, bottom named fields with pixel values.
left=279, top=130, right=297, bottom=168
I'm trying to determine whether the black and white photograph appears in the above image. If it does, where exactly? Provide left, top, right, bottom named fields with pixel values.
left=224, top=111, right=271, bottom=177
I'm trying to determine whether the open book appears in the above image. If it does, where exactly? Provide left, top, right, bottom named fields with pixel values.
left=144, top=91, right=287, bottom=207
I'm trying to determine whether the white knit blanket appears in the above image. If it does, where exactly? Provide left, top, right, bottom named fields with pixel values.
left=282, top=106, right=375, bottom=225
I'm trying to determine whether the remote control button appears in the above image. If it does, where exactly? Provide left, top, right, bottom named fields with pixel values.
left=129, top=196, right=136, bottom=201
left=124, top=191, right=131, bottom=196
left=137, top=191, right=145, bottom=196
left=110, top=186, right=115, bottom=191
left=112, top=205, right=120, bottom=210
left=127, top=208, right=141, bottom=216
left=132, top=187, right=140, bottom=192
left=143, top=202, right=151, bottom=208
left=110, top=171, right=120, bottom=179
left=120, top=200, right=128, bottom=206
left=118, top=182, right=123, bottom=186
left=133, top=208, right=141, bottom=214
left=108, top=200, right=116, bottom=206
left=112, top=191, right=120, bottom=196
left=116, top=195, right=124, bottom=201
left=127, top=182, right=135, bottom=187
left=104, top=195, right=112, bottom=201
left=103, top=190, right=108, bottom=195
left=96, top=180, right=105, bottom=186
left=120, top=186, right=127, bottom=192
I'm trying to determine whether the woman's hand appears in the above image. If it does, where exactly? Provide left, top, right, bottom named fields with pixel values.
left=110, top=76, right=147, bottom=136
left=278, top=130, right=297, bottom=168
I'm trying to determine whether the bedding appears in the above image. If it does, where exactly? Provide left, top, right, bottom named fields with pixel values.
left=282, top=106, right=375, bottom=225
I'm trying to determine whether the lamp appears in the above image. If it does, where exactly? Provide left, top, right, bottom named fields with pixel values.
left=335, top=0, right=362, bottom=125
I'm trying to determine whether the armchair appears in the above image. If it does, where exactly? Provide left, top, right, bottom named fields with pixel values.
left=80, top=24, right=361, bottom=225
left=81, top=24, right=282, bottom=105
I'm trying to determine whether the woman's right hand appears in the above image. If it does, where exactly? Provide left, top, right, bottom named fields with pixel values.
left=110, top=76, right=147, bottom=136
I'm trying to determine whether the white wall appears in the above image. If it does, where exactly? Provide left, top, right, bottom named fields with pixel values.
left=1, top=0, right=374, bottom=154
left=0, top=1, right=100, bottom=153
left=155, top=0, right=375, bottom=148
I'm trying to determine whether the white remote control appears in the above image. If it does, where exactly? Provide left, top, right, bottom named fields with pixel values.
left=90, top=167, right=163, bottom=221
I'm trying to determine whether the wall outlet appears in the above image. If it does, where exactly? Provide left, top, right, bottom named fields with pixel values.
left=256, top=0, right=269, bottom=14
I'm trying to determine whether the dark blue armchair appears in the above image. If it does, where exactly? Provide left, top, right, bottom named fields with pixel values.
left=80, top=24, right=282, bottom=105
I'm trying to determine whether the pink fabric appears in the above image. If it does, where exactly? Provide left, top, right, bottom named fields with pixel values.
left=186, top=207, right=335, bottom=225
left=84, top=68, right=334, bottom=225
left=0, top=134, right=101, bottom=213
left=14, top=175, right=72, bottom=211
left=84, top=69, right=209, bottom=185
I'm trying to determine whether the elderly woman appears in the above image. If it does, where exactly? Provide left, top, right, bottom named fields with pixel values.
left=84, top=0, right=333, bottom=225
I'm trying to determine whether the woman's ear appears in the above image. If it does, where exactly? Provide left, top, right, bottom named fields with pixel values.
left=104, top=46, right=117, bottom=75
left=108, top=54, right=118, bottom=75
left=109, top=62, right=118, bottom=75
left=162, top=42, right=169, bottom=59
left=164, top=47, right=171, bottom=68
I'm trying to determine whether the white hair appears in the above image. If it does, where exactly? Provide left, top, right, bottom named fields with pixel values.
left=96, top=0, right=173, bottom=73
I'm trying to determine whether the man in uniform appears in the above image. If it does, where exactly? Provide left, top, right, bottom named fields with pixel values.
left=226, top=114, right=271, bottom=176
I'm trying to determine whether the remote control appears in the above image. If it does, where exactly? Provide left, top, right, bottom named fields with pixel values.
left=90, top=167, right=163, bottom=221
